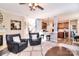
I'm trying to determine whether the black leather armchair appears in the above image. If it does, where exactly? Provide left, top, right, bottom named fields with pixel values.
left=29, top=33, right=41, bottom=46
left=6, top=34, right=28, bottom=54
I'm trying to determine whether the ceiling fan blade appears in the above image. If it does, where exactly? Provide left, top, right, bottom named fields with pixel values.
left=19, top=3, right=26, bottom=5
left=37, top=5, right=44, bottom=10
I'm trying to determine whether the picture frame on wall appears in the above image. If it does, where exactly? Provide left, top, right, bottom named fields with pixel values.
left=11, top=20, right=21, bottom=30
left=72, top=25, right=77, bottom=30
left=0, top=12, right=3, bottom=24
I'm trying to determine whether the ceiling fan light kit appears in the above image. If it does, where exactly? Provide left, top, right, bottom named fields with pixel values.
left=19, top=3, right=44, bottom=11
left=29, top=3, right=44, bottom=11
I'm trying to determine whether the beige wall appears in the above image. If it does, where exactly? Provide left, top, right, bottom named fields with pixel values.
left=0, top=9, right=28, bottom=46
left=77, top=20, right=79, bottom=35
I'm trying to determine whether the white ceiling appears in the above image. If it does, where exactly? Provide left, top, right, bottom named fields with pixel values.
left=0, top=3, right=79, bottom=19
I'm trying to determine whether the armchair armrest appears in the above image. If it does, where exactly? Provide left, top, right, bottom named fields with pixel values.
left=21, top=39, right=28, bottom=42
left=38, top=37, right=41, bottom=41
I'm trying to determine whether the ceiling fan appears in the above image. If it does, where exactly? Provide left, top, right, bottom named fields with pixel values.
left=19, top=3, right=44, bottom=11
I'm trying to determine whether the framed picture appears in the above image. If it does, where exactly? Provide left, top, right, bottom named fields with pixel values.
left=72, top=25, right=77, bottom=30
left=11, top=20, right=21, bottom=30
left=0, top=12, right=3, bottom=24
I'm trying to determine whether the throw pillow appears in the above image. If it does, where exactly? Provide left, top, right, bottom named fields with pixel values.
left=13, top=36, right=21, bottom=43
left=32, top=35, right=37, bottom=40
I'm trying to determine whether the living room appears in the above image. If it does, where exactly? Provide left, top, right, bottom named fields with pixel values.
left=0, top=3, right=79, bottom=56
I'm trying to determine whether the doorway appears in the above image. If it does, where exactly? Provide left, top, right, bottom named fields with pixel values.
left=57, top=20, right=72, bottom=44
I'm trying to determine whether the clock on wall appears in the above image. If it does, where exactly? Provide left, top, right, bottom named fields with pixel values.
left=0, top=12, right=3, bottom=24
